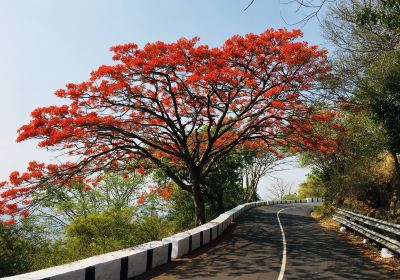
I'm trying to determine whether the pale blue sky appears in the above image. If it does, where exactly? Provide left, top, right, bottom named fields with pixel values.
left=0, top=0, right=327, bottom=198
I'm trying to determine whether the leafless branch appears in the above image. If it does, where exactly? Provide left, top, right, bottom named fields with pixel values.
left=244, top=0, right=255, bottom=11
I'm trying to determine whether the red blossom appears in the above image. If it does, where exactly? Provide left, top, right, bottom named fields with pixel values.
left=3, top=218, right=16, bottom=225
left=20, top=210, right=29, bottom=218
left=0, top=29, right=337, bottom=222
left=22, top=199, right=31, bottom=205
left=137, top=193, right=146, bottom=205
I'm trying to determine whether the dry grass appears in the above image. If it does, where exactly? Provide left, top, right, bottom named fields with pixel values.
left=310, top=211, right=339, bottom=230
left=311, top=209, right=400, bottom=277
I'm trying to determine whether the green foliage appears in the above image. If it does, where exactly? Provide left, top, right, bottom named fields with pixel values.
left=39, top=171, right=145, bottom=227
left=356, top=0, right=400, bottom=30
left=312, top=204, right=336, bottom=219
left=300, top=111, right=391, bottom=207
left=360, top=51, right=400, bottom=154
left=63, top=207, right=174, bottom=260
left=152, top=151, right=248, bottom=226
left=298, top=173, right=325, bottom=198
left=64, top=208, right=137, bottom=258
left=11, top=209, right=175, bottom=272
left=357, top=50, right=400, bottom=216
left=282, top=193, right=302, bottom=200
left=203, top=152, right=245, bottom=216
left=167, top=185, right=195, bottom=231
left=0, top=169, right=178, bottom=276
left=0, top=217, right=54, bottom=277
left=321, top=0, right=400, bottom=217
left=0, top=223, right=36, bottom=276
left=134, top=215, right=174, bottom=244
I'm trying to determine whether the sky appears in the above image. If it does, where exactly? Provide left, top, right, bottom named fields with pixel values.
left=0, top=0, right=328, bottom=199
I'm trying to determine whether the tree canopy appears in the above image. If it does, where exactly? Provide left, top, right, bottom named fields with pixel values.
left=0, top=28, right=336, bottom=225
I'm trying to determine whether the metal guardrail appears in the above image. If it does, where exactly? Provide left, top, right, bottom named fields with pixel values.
left=333, top=208, right=400, bottom=255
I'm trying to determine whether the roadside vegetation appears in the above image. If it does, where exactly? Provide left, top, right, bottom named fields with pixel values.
left=296, top=0, right=400, bottom=223
left=0, top=149, right=295, bottom=277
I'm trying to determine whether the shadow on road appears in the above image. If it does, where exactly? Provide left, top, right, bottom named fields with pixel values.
left=281, top=207, right=397, bottom=279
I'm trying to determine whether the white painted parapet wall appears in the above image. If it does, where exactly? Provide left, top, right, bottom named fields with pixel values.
left=2, top=198, right=323, bottom=280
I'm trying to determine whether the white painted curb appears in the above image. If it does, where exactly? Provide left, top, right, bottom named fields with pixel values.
left=2, top=241, right=172, bottom=280
left=2, top=198, right=322, bottom=279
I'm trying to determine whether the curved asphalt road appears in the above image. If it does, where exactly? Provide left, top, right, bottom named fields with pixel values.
left=135, top=205, right=396, bottom=279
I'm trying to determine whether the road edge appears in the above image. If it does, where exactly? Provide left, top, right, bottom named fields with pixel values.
left=310, top=208, right=400, bottom=277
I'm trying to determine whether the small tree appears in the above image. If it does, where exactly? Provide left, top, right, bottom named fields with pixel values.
left=360, top=52, right=400, bottom=216
left=0, top=29, right=335, bottom=225
left=38, top=170, right=145, bottom=227
left=242, top=150, right=286, bottom=202
left=203, top=152, right=245, bottom=215
left=269, top=179, right=293, bottom=201
left=298, top=173, right=325, bottom=198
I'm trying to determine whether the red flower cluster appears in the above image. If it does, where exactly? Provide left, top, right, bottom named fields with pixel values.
left=3, top=218, right=16, bottom=225
left=0, top=28, right=337, bottom=221
left=136, top=184, right=174, bottom=205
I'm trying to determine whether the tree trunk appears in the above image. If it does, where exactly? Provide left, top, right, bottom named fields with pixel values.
left=390, top=150, right=400, bottom=218
left=216, top=193, right=224, bottom=215
left=243, top=173, right=258, bottom=202
left=192, top=179, right=206, bottom=226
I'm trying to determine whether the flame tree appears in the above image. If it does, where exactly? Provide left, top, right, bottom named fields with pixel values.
left=0, top=29, right=336, bottom=225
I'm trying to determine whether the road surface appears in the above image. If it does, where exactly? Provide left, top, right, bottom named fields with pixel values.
left=135, top=204, right=396, bottom=279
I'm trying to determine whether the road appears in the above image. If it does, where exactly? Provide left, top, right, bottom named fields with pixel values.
left=135, top=204, right=396, bottom=279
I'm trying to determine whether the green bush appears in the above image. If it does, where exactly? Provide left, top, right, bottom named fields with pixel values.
left=64, top=208, right=137, bottom=258
left=0, top=218, right=53, bottom=277
left=63, top=207, right=175, bottom=260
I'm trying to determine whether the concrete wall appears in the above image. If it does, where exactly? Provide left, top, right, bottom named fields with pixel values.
left=2, top=241, right=171, bottom=280
left=2, top=198, right=322, bottom=280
